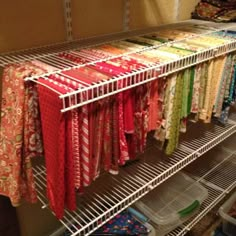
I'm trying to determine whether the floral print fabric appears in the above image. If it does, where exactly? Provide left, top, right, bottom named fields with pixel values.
left=0, top=63, right=45, bottom=206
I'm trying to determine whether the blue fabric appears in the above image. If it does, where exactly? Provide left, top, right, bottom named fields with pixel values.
left=91, top=210, right=148, bottom=235
left=63, top=210, right=149, bottom=236
left=214, top=225, right=227, bottom=236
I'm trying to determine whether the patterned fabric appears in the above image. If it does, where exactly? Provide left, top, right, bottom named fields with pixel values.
left=148, top=79, right=159, bottom=131
left=63, top=210, right=149, bottom=236
left=37, top=78, right=76, bottom=219
left=191, top=64, right=202, bottom=114
left=195, top=2, right=223, bottom=19
left=91, top=210, right=148, bottom=235
left=165, top=72, right=184, bottom=155
left=192, top=0, right=236, bottom=22
left=0, top=63, right=45, bottom=206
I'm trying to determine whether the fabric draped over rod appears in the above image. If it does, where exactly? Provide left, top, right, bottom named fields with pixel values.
left=1, top=23, right=236, bottom=219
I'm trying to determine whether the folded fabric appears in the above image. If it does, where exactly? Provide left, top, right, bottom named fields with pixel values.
left=192, top=0, right=236, bottom=22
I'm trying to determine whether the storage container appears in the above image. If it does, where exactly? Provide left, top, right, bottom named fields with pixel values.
left=135, top=171, right=208, bottom=235
left=219, top=191, right=236, bottom=236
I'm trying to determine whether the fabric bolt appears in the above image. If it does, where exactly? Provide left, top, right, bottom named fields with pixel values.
left=203, top=60, right=215, bottom=123
left=49, top=74, right=82, bottom=190
left=96, top=44, right=126, bottom=55
left=37, top=79, right=65, bottom=219
left=101, top=98, right=112, bottom=173
left=148, top=79, right=159, bottom=131
left=54, top=74, right=90, bottom=189
left=23, top=82, right=44, bottom=160
left=133, top=84, right=150, bottom=155
left=153, top=77, right=168, bottom=145
left=129, top=36, right=162, bottom=46
left=111, top=98, right=120, bottom=173
left=229, top=64, right=236, bottom=102
left=165, top=72, right=184, bottom=155
left=0, top=63, right=46, bottom=206
left=211, top=56, right=227, bottom=113
left=188, top=68, right=195, bottom=114
left=218, top=56, right=236, bottom=124
left=224, top=56, right=235, bottom=100
left=191, top=64, right=202, bottom=114
left=80, top=104, right=91, bottom=186
left=90, top=62, right=130, bottom=165
left=37, top=78, right=76, bottom=219
left=181, top=69, right=190, bottom=119
left=214, top=56, right=231, bottom=117
left=198, top=62, right=210, bottom=121
left=92, top=101, right=105, bottom=180
left=180, top=69, right=191, bottom=132
left=165, top=74, right=178, bottom=140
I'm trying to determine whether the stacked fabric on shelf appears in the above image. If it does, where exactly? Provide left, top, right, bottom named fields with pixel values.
left=192, top=0, right=236, bottom=22
left=1, top=23, right=236, bottom=219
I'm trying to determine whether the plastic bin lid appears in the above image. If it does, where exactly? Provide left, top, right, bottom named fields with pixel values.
left=135, top=172, right=208, bottom=225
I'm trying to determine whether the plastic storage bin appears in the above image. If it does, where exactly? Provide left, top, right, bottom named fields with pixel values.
left=219, top=191, right=236, bottom=236
left=135, top=171, right=208, bottom=235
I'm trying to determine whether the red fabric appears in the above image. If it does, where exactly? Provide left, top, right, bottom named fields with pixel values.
left=48, top=74, right=82, bottom=189
left=37, top=78, right=76, bottom=219
left=37, top=79, right=66, bottom=219
left=0, top=63, right=44, bottom=206
left=148, top=79, right=159, bottom=131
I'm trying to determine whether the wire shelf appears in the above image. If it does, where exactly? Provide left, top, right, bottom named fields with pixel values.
left=1, top=20, right=236, bottom=112
left=33, top=117, right=236, bottom=236
left=168, top=150, right=236, bottom=236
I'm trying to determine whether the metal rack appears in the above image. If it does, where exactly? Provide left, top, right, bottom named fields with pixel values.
left=168, top=147, right=236, bottom=236
left=33, top=117, right=236, bottom=236
left=2, top=19, right=236, bottom=235
left=1, top=21, right=236, bottom=112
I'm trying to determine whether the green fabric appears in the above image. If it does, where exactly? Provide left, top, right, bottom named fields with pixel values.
left=158, top=46, right=193, bottom=57
left=143, top=35, right=168, bottom=43
left=125, top=39, right=152, bottom=47
left=188, top=68, right=195, bottom=114
left=199, top=62, right=208, bottom=112
left=165, top=72, right=184, bottom=155
left=171, top=46, right=195, bottom=53
left=181, top=69, right=189, bottom=119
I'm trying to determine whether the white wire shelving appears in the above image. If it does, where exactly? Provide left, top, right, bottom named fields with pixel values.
left=33, top=115, right=236, bottom=236
left=168, top=147, right=236, bottom=236
left=1, top=20, right=236, bottom=112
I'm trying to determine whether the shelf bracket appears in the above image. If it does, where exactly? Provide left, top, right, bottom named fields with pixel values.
left=123, top=0, right=130, bottom=31
left=64, top=0, right=73, bottom=41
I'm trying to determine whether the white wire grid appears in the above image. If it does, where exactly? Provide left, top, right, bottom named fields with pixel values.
left=168, top=148, right=236, bottom=236
left=1, top=21, right=236, bottom=112
left=33, top=117, right=236, bottom=236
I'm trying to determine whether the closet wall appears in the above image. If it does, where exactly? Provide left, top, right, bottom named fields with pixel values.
left=0, top=1, right=201, bottom=236
left=0, top=0, right=199, bottom=53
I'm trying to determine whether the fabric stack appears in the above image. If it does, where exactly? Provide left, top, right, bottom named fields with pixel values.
left=1, top=23, right=236, bottom=219
left=192, top=0, right=236, bottom=22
